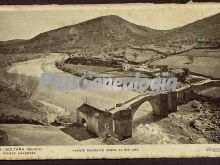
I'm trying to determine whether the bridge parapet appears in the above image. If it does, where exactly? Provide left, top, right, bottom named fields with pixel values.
left=109, top=92, right=174, bottom=140
left=174, top=79, right=220, bottom=104
left=74, top=79, right=220, bottom=141
left=191, top=80, right=220, bottom=93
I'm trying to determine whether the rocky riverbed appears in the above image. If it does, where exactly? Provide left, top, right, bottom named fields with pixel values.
left=168, top=99, right=220, bottom=143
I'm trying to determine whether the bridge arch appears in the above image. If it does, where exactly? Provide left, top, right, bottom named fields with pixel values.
left=111, top=92, right=177, bottom=140
left=131, top=98, right=161, bottom=118
left=132, top=100, right=160, bottom=128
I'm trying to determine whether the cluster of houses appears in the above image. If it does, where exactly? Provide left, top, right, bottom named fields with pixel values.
left=122, top=63, right=189, bottom=83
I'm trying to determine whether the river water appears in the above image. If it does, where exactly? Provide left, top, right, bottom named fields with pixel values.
left=8, top=54, right=142, bottom=119
left=4, top=53, right=200, bottom=145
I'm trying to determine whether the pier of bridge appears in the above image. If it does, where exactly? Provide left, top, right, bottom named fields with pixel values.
left=75, top=79, right=220, bottom=141
left=108, top=91, right=177, bottom=140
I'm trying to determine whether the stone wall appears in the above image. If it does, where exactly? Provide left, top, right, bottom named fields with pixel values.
left=76, top=109, right=113, bottom=137
left=112, top=110, right=132, bottom=140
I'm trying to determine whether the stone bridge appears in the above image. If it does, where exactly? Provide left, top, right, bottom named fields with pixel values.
left=108, top=91, right=177, bottom=140
left=76, top=79, right=220, bottom=140
left=176, top=79, right=220, bottom=104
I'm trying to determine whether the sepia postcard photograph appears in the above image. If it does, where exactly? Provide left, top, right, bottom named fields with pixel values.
left=0, top=3, right=220, bottom=159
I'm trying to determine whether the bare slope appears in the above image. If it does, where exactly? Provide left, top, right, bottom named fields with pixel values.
left=0, top=15, right=165, bottom=53
left=158, top=13, right=220, bottom=46
left=0, top=13, right=220, bottom=54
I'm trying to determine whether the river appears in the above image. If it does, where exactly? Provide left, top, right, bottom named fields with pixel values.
left=7, top=53, right=143, bottom=122
left=2, top=53, right=211, bottom=145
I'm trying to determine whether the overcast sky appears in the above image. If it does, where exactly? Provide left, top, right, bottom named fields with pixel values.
left=0, top=4, right=220, bottom=41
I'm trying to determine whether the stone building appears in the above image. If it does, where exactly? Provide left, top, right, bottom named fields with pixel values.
left=76, top=103, right=113, bottom=138
left=171, top=68, right=188, bottom=82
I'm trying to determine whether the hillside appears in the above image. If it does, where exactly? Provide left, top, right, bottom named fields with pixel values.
left=157, top=13, right=220, bottom=48
left=0, top=13, right=220, bottom=55
left=0, top=15, right=166, bottom=54
left=0, top=39, right=26, bottom=47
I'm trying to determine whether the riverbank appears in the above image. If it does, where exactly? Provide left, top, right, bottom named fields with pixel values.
left=1, top=53, right=219, bottom=145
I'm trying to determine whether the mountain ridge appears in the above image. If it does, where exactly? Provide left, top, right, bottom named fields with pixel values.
left=158, top=12, right=220, bottom=46
left=0, top=13, right=220, bottom=54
